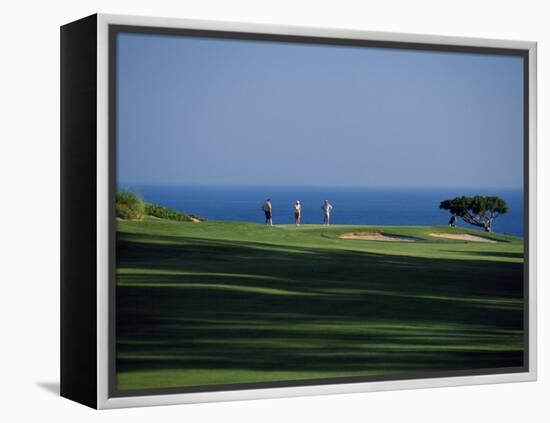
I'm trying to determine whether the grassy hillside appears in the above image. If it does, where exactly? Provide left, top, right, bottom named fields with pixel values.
left=116, top=190, right=205, bottom=222
left=116, top=219, right=524, bottom=391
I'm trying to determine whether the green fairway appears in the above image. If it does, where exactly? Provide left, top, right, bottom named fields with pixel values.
left=115, top=219, right=524, bottom=391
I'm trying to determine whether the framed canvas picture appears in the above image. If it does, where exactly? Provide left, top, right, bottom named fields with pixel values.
left=60, top=13, right=537, bottom=409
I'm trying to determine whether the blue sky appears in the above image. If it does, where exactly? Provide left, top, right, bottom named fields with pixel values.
left=117, top=32, right=524, bottom=188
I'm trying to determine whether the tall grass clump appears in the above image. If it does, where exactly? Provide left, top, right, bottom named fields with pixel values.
left=116, top=190, right=145, bottom=220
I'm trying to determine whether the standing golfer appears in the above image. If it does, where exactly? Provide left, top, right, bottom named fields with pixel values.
left=262, top=198, right=273, bottom=225
left=294, top=201, right=302, bottom=226
left=321, top=200, right=333, bottom=225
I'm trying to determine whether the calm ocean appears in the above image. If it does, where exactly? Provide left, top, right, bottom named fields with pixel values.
left=123, top=185, right=524, bottom=237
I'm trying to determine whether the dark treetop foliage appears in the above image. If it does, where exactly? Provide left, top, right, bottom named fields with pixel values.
left=439, top=195, right=508, bottom=232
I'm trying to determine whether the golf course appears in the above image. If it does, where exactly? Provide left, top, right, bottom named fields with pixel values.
left=115, top=218, right=525, bottom=391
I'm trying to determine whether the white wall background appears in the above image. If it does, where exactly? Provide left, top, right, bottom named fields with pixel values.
left=0, top=0, right=546, bottom=421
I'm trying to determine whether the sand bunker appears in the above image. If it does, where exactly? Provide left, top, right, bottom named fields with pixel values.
left=339, top=232, right=417, bottom=242
left=429, top=233, right=496, bottom=243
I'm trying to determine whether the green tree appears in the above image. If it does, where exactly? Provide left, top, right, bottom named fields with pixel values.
left=439, top=195, right=508, bottom=232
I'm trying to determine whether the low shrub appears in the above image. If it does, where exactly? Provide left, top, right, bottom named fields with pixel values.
left=116, top=190, right=206, bottom=222
left=145, top=203, right=196, bottom=222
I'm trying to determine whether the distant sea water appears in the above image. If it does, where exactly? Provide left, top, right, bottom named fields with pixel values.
left=122, top=185, right=525, bottom=237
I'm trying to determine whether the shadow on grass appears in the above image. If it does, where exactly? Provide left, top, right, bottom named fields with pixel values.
left=444, top=250, right=525, bottom=259
left=115, top=231, right=525, bottom=384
